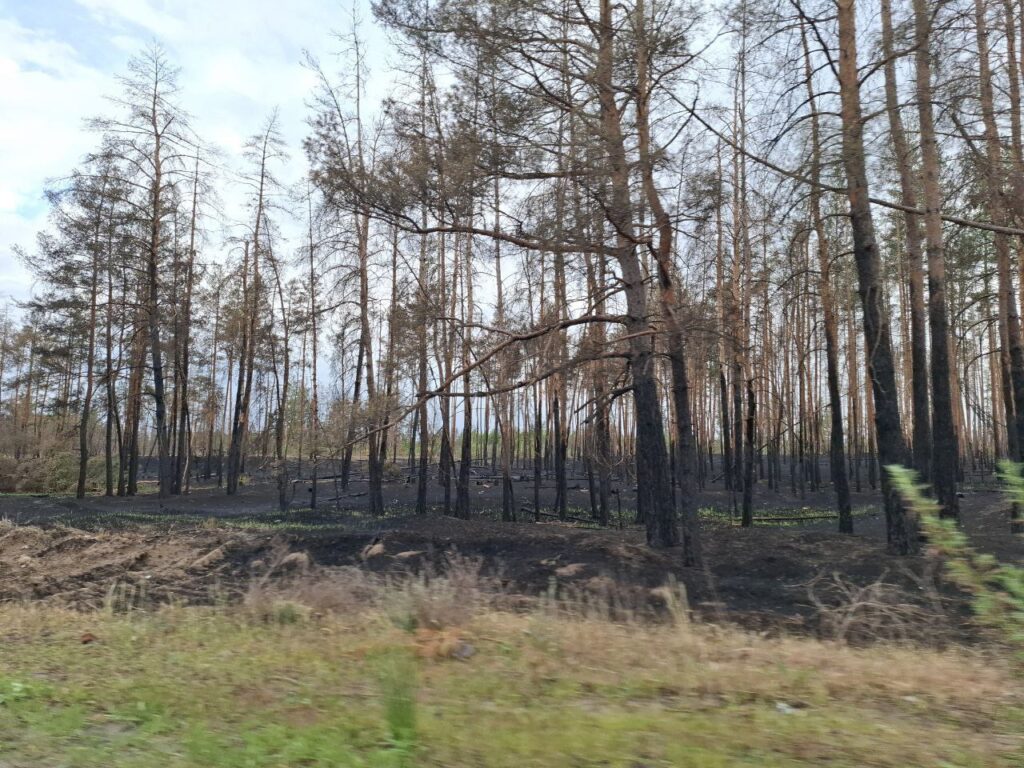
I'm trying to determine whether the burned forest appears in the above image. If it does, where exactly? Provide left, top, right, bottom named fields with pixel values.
left=0, top=0, right=1022, bottom=765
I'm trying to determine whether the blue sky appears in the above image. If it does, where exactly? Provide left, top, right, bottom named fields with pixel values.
left=0, top=0, right=393, bottom=304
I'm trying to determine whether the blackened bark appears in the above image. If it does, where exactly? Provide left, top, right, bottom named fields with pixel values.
left=837, top=0, right=917, bottom=554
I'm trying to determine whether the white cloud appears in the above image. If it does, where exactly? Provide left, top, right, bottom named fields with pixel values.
left=0, top=184, right=19, bottom=213
left=0, top=17, right=108, bottom=302
left=75, top=0, right=184, bottom=38
left=0, top=208, right=43, bottom=303
left=109, top=33, right=145, bottom=53
left=1, top=1, right=398, bottom=307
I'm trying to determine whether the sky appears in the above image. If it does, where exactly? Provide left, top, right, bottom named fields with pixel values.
left=0, top=0, right=393, bottom=305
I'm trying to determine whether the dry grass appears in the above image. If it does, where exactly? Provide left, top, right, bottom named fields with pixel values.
left=244, top=549, right=501, bottom=631
left=239, top=556, right=1020, bottom=716
left=805, top=568, right=952, bottom=644
left=240, top=557, right=1022, bottom=711
left=0, top=564, right=1021, bottom=767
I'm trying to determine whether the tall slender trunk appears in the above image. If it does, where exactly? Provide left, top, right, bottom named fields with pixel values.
left=636, top=0, right=700, bottom=561
left=340, top=324, right=365, bottom=490
left=598, top=0, right=676, bottom=547
left=227, top=124, right=273, bottom=495
left=172, top=154, right=200, bottom=495
left=268, top=248, right=292, bottom=513
left=307, top=193, right=321, bottom=510
left=125, top=315, right=146, bottom=496
left=456, top=227, right=474, bottom=520
left=731, top=29, right=751, bottom=520
left=975, top=0, right=1024, bottom=465
left=802, top=21, right=852, bottom=532
left=147, top=95, right=171, bottom=499
left=378, top=227, right=400, bottom=477
left=415, top=51, right=432, bottom=516
left=714, top=146, right=733, bottom=491
left=880, top=0, right=931, bottom=480
left=493, top=175, right=515, bottom=521
left=356, top=210, right=383, bottom=517
left=226, top=240, right=257, bottom=495
left=913, top=0, right=960, bottom=519
left=204, top=285, right=221, bottom=480
left=836, top=0, right=916, bottom=554
left=103, top=235, right=121, bottom=497
left=415, top=212, right=430, bottom=516
left=77, top=191, right=105, bottom=499
left=742, top=377, right=755, bottom=527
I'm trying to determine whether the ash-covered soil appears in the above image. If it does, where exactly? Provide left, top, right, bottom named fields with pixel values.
left=0, top=473, right=1017, bottom=642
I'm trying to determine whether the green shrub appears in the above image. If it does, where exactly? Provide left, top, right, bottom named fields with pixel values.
left=9, top=452, right=110, bottom=494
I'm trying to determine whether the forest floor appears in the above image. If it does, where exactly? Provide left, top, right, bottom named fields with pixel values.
left=0, top=477, right=1021, bottom=765
left=0, top=472, right=1018, bottom=636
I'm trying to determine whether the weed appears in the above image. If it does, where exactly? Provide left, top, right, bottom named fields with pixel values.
left=376, top=649, right=418, bottom=754
left=387, top=552, right=496, bottom=632
left=805, top=570, right=947, bottom=644
left=103, top=580, right=150, bottom=615
left=0, top=679, right=33, bottom=705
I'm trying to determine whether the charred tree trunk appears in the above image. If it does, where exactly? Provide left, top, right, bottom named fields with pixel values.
left=837, top=0, right=916, bottom=554
left=913, top=0, right=960, bottom=519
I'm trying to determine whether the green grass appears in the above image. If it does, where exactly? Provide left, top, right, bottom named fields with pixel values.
left=40, top=507, right=374, bottom=534
left=53, top=504, right=611, bottom=533
left=0, top=601, right=1019, bottom=767
left=697, top=505, right=876, bottom=527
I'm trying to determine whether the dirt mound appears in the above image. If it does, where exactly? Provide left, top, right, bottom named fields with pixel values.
left=0, top=522, right=277, bottom=608
left=0, top=517, right=702, bottom=619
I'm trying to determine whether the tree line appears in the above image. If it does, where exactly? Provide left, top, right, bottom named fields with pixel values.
left=4, top=0, right=1024, bottom=562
